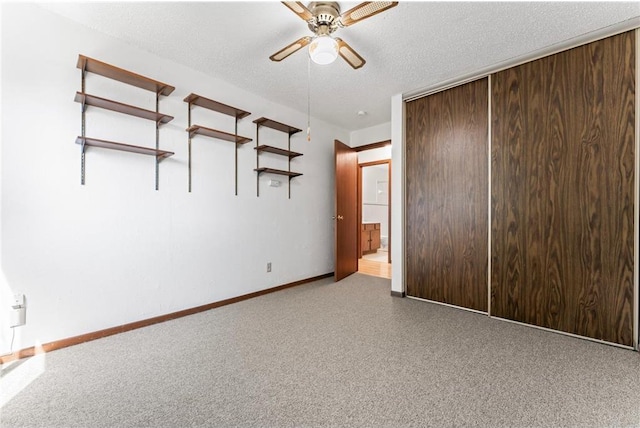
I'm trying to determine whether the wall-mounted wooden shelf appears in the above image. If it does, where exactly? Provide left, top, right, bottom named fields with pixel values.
left=184, top=93, right=250, bottom=119
left=77, top=55, right=175, bottom=96
left=254, top=167, right=302, bottom=178
left=75, top=92, right=173, bottom=124
left=253, top=117, right=303, bottom=198
left=253, top=117, right=302, bottom=136
left=186, top=125, right=252, bottom=144
left=184, top=93, right=252, bottom=194
left=254, top=145, right=303, bottom=159
left=75, top=54, right=174, bottom=189
left=76, top=137, right=174, bottom=160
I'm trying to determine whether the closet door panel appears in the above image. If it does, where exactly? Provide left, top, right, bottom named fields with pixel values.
left=406, top=78, right=488, bottom=312
left=490, top=65, right=528, bottom=324
left=491, top=31, right=635, bottom=346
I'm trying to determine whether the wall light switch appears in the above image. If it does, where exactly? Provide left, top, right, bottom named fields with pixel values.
left=269, top=180, right=281, bottom=187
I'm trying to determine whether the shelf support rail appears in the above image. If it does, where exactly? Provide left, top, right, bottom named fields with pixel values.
left=256, top=123, right=260, bottom=197
left=288, top=133, right=292, bottom=199
left=235, top=116, right=239, bottom=196
left=155, top=90, right=160, bottom=191
left=187, top=101, right=192, bottom=192
left=80, top=62, right=87, bottom=185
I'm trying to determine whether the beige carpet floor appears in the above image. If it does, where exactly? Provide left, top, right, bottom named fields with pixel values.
left=1, top=273, right=639, bottom=427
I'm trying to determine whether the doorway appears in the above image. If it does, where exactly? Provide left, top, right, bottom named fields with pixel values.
left=357, top=157, right=391, bottom=279
left=334, top=140, right=391, bottom=281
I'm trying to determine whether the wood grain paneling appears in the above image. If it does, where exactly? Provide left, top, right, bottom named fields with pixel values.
left=491, top=31, right=635, bottom=346
left=406, top=78, right=489, bottom=312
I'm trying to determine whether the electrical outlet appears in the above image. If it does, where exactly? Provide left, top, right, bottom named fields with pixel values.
left=267, top=262, right=272, bottom=273
left=9, top=293, right=26, bottom=327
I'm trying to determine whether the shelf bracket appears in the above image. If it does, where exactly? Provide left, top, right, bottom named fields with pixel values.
left=80, top=63, right=87, bottom=81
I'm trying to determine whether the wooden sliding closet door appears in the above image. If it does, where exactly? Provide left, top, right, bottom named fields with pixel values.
left=491, top=31, right=635, bottom=346
left=406, top=78, right=488, bottom=312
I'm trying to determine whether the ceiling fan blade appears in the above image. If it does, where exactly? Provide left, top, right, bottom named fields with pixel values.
left=282, top=1, right=314, bottom=22
left=335, top=38, right=366, bottom=69
left=338, top=1, right=398, bottom=27
left=270, top=37, right=312, bottom=62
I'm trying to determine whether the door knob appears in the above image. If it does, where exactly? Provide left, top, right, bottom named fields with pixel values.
left=337, top=215, right=344, bottom=220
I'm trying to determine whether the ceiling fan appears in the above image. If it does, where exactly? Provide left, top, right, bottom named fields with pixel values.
left=270, top=1, right=398, bottom=69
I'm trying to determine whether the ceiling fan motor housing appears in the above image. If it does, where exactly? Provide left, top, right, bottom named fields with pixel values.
left=308, top=2, right=341, bottom=33
left=272, top=1, right=398, bottom=69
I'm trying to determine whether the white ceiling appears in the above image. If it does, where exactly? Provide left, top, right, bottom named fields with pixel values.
left=40, top=1, right=640, bottom=132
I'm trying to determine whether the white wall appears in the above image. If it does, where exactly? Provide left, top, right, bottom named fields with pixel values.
left=361, top=165, right=389, bottom=242
left=0, top=3, right=349, bottom=354
left=390, top=94, right=404, bottom=294
left=350, top=122, right=390, bottom=148
left=357, top=146, right=392, bottom=164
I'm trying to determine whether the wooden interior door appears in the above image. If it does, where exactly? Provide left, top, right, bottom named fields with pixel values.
left=335, top=140, right=358, bottom=281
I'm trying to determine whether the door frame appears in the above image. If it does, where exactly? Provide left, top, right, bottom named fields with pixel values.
left=358, top=159, right=392, bottom=264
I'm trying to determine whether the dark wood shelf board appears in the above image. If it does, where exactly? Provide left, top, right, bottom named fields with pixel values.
left=184, top=93, right=250, bottom=119
left=77, top=55, right=174, bottom=96
left=254, top=145, right=303, bottom=159
left=76, top=136, right=174, bottom=160
left=187, top=125, right=252, bottom=144
left=254, top=167, right=302, bottom=178
left=253, top=117, right=302, bottom=135
left=75, top=92, right=173, bottom=124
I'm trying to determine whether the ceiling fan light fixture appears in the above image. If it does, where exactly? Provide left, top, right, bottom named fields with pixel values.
left=308, top=35, right=338, bottom=65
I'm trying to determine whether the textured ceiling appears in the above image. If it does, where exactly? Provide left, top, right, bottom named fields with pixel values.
left=40, top=2, right=640, bottom=132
